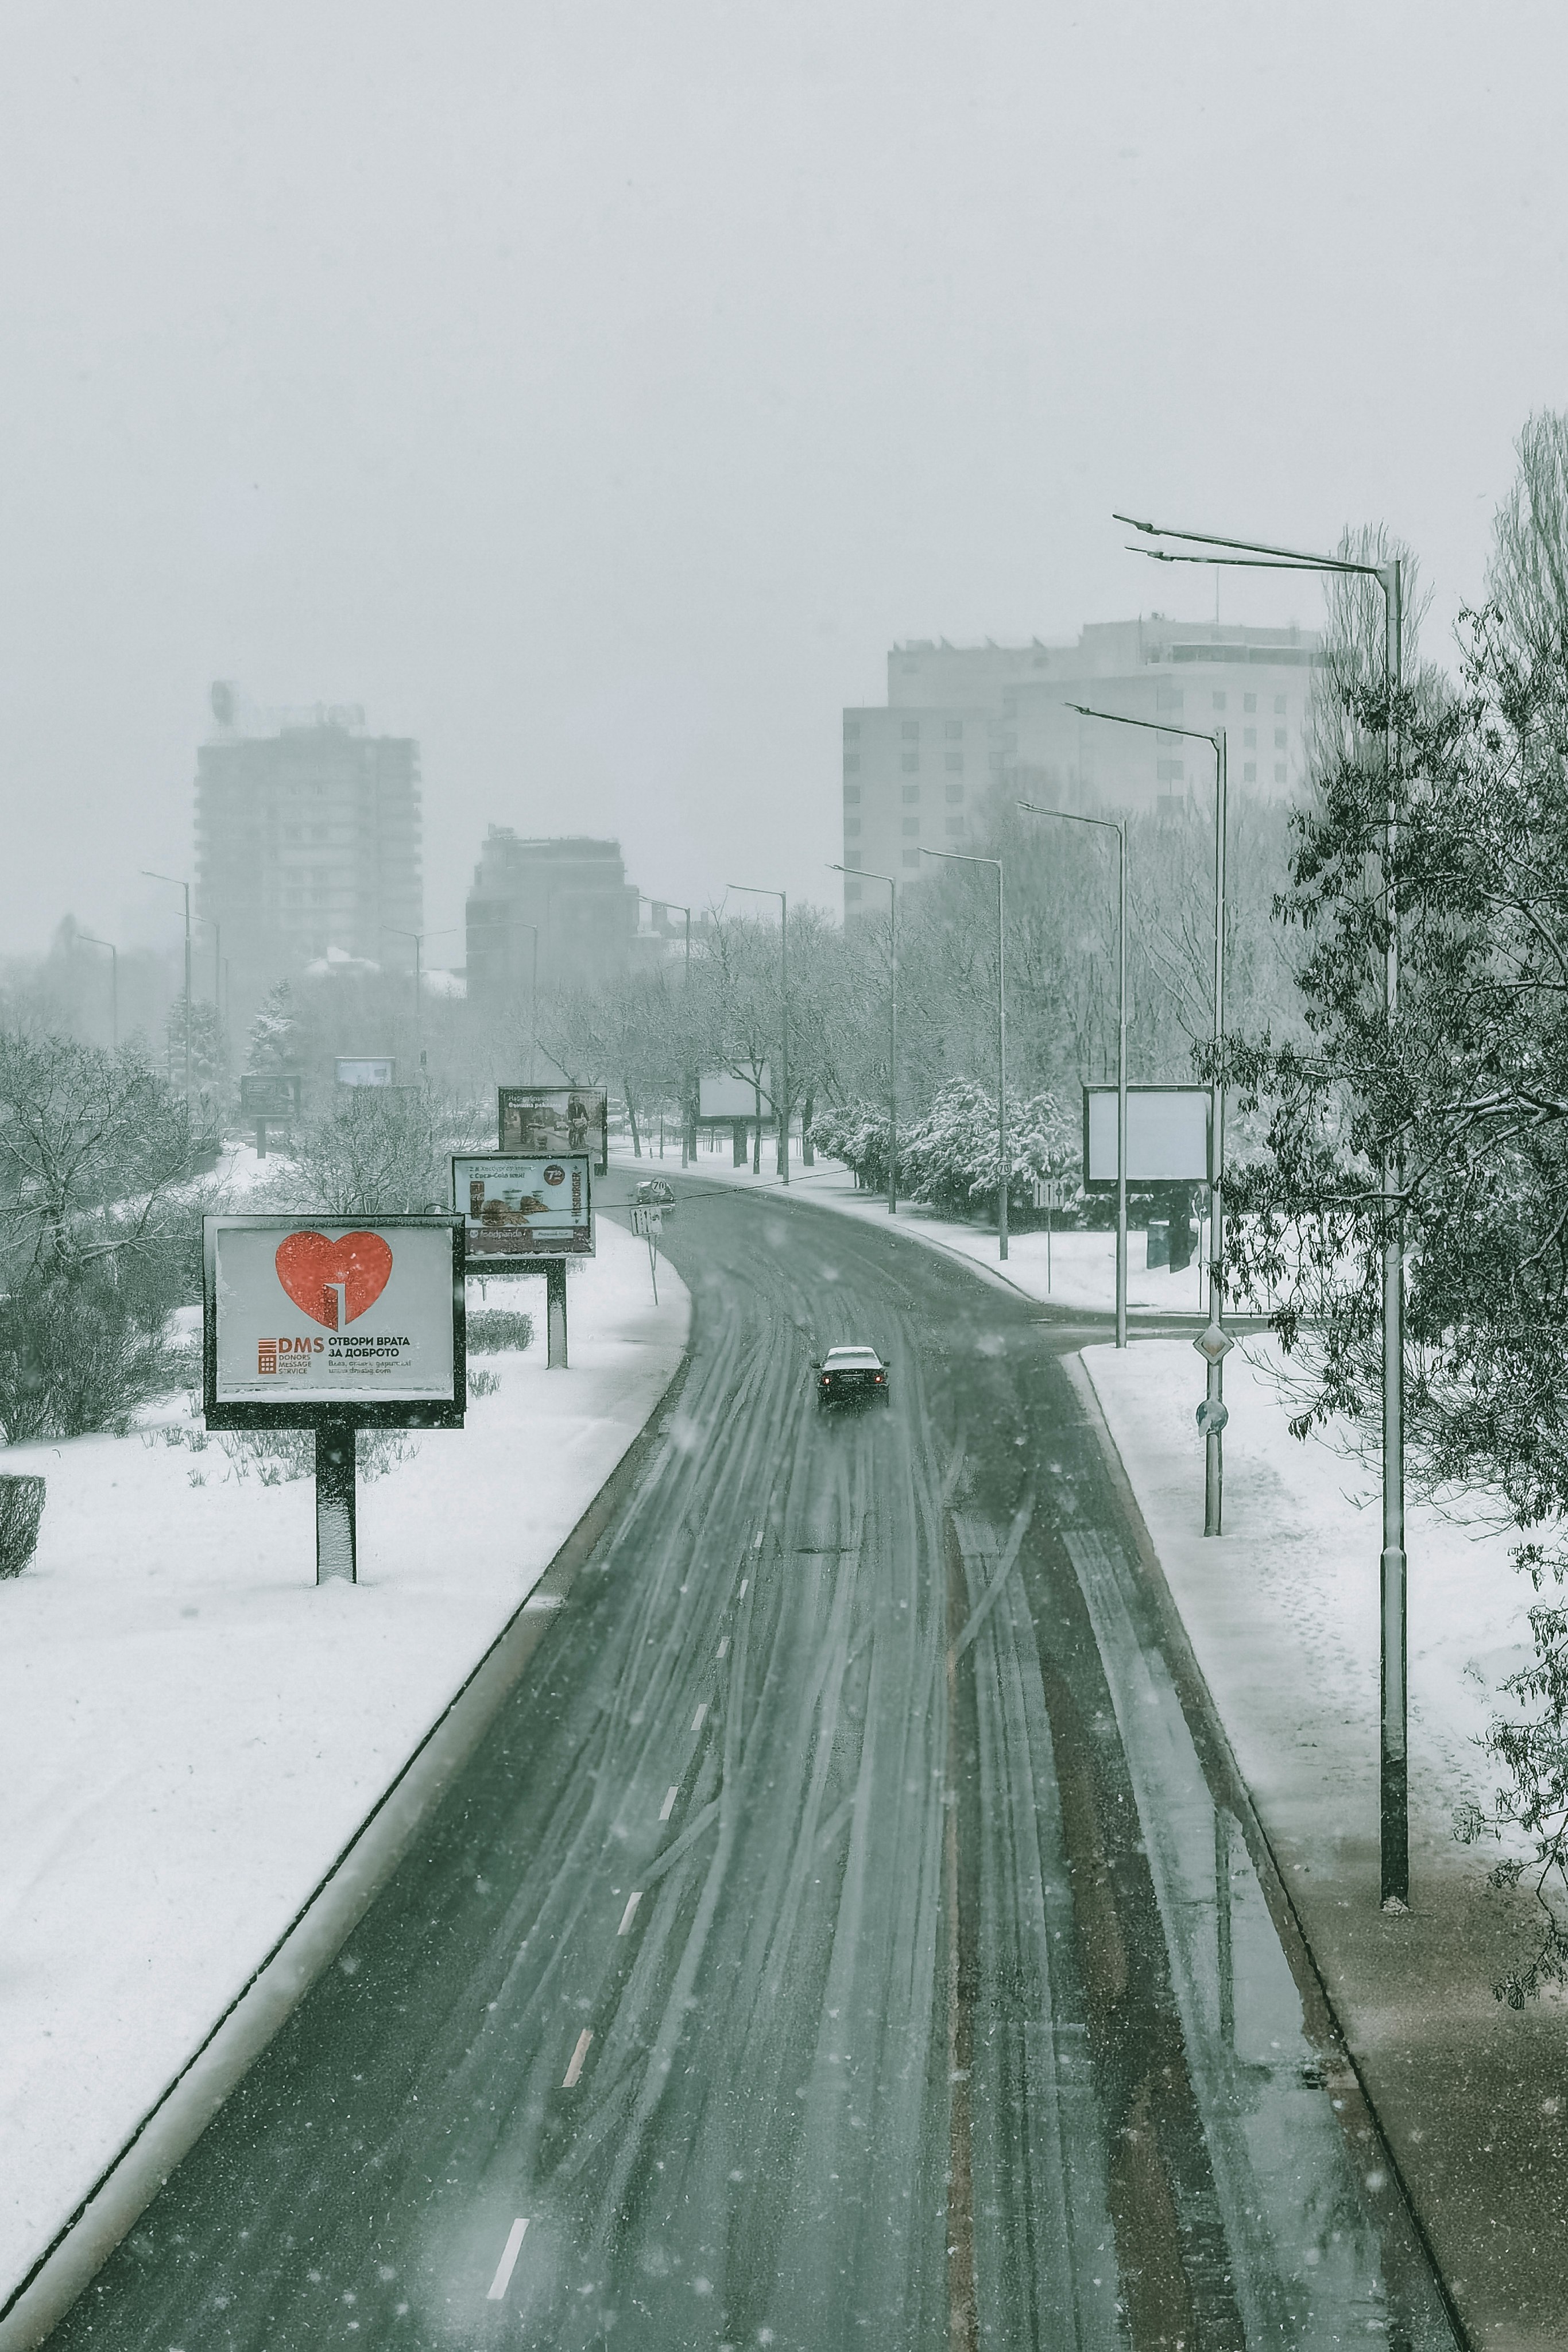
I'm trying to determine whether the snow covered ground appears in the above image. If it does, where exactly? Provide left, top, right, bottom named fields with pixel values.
left=611, top=1137, right=1217, bottom=1315
left=1079, top=1334, right=1535, bottom=1874
left=0, top=1216, right=688, bottom=2300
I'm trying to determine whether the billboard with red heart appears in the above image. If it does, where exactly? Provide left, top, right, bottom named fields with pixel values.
left=204, top=1216, right=463, bottom=1423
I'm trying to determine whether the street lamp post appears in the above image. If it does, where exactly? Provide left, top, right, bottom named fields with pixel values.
left=142, top=870, right=192, bottom=1098
left=1119, top=508, right=1409, bottom=1912
left=77, top=933, right=118, bottom=1052
left=1016, top=801, right=1128, bottom=1341
left=651, top=901, right=694, bottom=1165
left=384, top=927, right=460, bottom=1062
left=1060, top=703, right=1229, bottom=1518
left=830, top=865, right=898, bottom=1213
left=920, top=846, right=1008, bottom=1259
left=727, top=884, right=789, bottom=1183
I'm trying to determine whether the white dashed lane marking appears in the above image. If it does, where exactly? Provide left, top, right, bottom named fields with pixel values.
left=659, top=1785, right=679, bottom=1821
left=486, top=2218, right=529, bottom=2301
left=717, top=1637, right=730, bottom=1661
left=691, top=1701, right=709, bottom=1733
left=563, top=2029, right=593, bottom=2088
left=618, top=1891, right=642, bottom=1935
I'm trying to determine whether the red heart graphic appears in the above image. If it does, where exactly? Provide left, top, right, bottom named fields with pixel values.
left=274, top=1230, right=394, bottom=1330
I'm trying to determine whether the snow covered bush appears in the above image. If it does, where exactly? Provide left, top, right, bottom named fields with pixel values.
left=810, top=1084, right=1077, bottom=1220
left=807, top=1102, right=892, bottom=1190
left=465, top=1308, right=534, bottom=1352
left=0, top=1270, right=183, bottom=1442
left=0, top=1475, right=45, bottom=1578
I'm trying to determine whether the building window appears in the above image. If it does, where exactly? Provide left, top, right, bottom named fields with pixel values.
left=901, top=753, right=919, bottom=773
left=903, top=848, right=920, bottom=867
left=901, top=816, right=919, bottom=835
left=902, top=719, right=920, bottom=740
left=945, top=752, right=963, bottom=772
left=844, top=754, right=860, bottom=773
left=902, top=784, right=919, bottom=803
left=844, top=720, right=861, bottom=741
left=1213, top=692, right=1226, bottom=711
left=945, top=719, right=963, bottom=738
left=845, top=818, right=861, bottom=837
left=1244, top=693, right=1257, bottom=713
left=1244, top=761, right=1257, bottom=783
left=945, top=782, right=964, bottom=803
left=843, top=784, right=861, bottom=804
left=1274, top=729, right=1287, bottom=750
left=1274, top=696, right=1286, bottom=715
left=1274, top=763, right=1287, bottom=784
left=1244, top=728, right=1257, bottom=749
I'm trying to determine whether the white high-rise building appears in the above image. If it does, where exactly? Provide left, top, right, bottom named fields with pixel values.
left=840, top=618, right=1320, bottom=915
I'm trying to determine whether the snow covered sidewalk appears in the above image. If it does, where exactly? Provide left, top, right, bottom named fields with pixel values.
left=0, top=1220, right=688, bottom=2305
left=1082, top=1335, right=1568, bottom=2351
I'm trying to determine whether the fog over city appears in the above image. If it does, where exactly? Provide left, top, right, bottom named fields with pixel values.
left=2, top=2, right=1565, bottom=956
left=11, top=11, right=1568, bottom=2352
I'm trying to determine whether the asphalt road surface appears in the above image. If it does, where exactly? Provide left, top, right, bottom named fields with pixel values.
left=49, top=1179, right=1459, bottom=2350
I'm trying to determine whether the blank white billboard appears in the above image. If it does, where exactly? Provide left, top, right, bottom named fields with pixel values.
left=1083, top=1086, right=1210, bottom=1186
left=699, top=1066, right=772, bottom=1118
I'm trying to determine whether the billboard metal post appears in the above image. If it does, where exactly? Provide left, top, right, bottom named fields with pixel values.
left=546, top=1261, right=568, bottom=1367
left=315, top=1418, right=358, bottom=1583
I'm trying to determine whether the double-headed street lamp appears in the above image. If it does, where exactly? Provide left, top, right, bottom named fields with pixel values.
left=1062, top=704, right=1229, bottom=1514
left=920, top=846, right=1008, bottom=1259
left=142, top=869, right=192, bottom=1098
left=1015, top=798, right=1128, bottom=1342
left=1120, top=508, right=1410, bottom=1913
left=829, top=864, right=898, bottom=1214
left=726, top=884, right=789, bottom=1183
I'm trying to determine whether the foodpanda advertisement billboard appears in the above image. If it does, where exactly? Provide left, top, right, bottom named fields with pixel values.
left=203, top=1215, right=466, bottom=1429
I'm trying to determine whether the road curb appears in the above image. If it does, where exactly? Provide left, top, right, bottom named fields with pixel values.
left=0, top=1341, right=692, bottom=2352
left=1060, top=1351, right=1476, bottom=2352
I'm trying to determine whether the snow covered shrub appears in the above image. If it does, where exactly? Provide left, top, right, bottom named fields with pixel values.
left=900, top=1080, right=1078, bottom=1221
left=465, top=1308, right=533, bottom=1352
left=0, top=1475, right=44, bottom=1578
left=807, top=1102, right=892, bottom=1190
left=0, top=1270, right=183, bottom=1442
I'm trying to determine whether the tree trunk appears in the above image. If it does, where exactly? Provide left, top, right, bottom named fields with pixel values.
left=626, top=1084, right=641, bottom=1158
left=752, top=1084, right=762, bottom=1174
left=802, top=1093, right=815, bottom=1167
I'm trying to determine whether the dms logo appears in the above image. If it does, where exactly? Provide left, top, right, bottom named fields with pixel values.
left=257, top=1336, right=324, bottom=1374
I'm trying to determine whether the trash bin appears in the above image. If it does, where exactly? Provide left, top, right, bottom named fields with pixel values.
left=1146, top=1218, right=1170, bottom=1270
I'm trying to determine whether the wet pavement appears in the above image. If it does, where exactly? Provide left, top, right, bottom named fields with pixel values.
left=45, top=1180, right=1460, bottom=2349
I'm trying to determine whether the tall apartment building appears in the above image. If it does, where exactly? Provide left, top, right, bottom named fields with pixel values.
left=841, top=618, right=1320, bottom=914
left=194, top=686, right=423, bottom=993
left=465, top=831, right=638, bottom=1001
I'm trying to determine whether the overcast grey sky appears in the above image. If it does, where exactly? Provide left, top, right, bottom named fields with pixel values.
left=2, top=1, right=1566, bottom=961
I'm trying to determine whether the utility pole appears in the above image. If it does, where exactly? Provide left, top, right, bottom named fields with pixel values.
left=652, top=900, right=694, bottom=1164
left=830, top=865, right=898, bottom=1212
left=727, top=885, right=790, bottom=1182
left=1119, top=508, right=1409, bottom=1908
left=143, top=871, right=192, bottom=1098
left=921, top=847, right=1008, bottom=1258
left=1016, top=801, right=1127, bottom=1338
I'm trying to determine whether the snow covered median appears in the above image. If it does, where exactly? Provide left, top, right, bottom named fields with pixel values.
left=0, top=1217, right=688, bottom=2301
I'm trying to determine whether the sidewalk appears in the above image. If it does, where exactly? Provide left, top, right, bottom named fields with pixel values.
left=1082, top=1337, right=1566, bottom=2352
left=0, top=1220, right=689, bottom=2307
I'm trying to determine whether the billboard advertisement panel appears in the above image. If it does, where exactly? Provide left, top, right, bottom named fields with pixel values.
left=204, top=1216, right=464, bottom=1428
left=454, top=1153, right=594, bottom=1258
left=699, top=1066, right=772, bottom=1119
left=239, top=1073, right=303, bottom=1121
left=1082, top=1085, right=1211, bottom=1190
left=336, top=1057, right=396, bottom=1088
left=498, top=1086, right=607, bottom=1173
